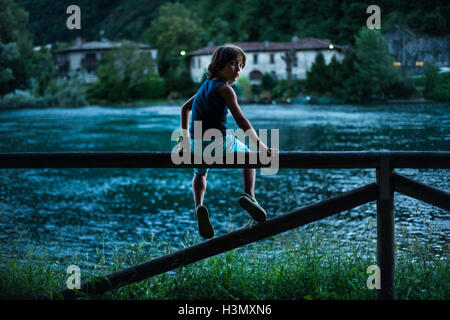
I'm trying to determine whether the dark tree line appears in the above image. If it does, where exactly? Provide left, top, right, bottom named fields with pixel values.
left=18, top=0, right=449, bottom=46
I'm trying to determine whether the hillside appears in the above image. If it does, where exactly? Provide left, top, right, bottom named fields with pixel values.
left=17, top=0, right=173, bottom=45
left=17, top=0, right=450, bottom=46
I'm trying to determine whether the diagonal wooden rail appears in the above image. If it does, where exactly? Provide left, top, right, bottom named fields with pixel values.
left=1, top=151, right=449, bottom=300
left=60, top=183, right=378, bottom=300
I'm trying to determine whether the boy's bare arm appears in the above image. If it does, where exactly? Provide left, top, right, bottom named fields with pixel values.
left=218, top=85, right=267, bottom=150
left=181, top=95, right=195, bottom=138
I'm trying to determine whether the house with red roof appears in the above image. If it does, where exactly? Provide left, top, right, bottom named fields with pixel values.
left=188, top=37, right=346, bottom=84
left=53, top=38, right=158, bottom=84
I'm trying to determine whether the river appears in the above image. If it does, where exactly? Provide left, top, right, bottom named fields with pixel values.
left=0, top=103, right=448, bottom=262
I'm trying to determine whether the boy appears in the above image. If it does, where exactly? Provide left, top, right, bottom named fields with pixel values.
left=178, top=44, right=275, bottom=239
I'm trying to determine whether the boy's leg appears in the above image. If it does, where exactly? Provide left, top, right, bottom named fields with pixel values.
left=192, top=172, right=214, bottom=238
left=192, top=172, right=207, bottom=207
left=224, top=133, right=256, bottom=199
left=239, top=167, right=266, bottom=222
left=242, top=168, right=256, bottom=199
left=226, top=133, right=266, bottom=222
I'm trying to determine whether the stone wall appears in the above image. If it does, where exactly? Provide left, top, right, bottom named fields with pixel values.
left=383, top=28, right=449, bottom=75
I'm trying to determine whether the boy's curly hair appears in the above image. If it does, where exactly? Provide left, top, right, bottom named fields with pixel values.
left=207, top=44, right=246, bottom=80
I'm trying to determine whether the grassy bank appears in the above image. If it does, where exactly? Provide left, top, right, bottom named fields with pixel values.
left=0, top=227, right=448, bottom=300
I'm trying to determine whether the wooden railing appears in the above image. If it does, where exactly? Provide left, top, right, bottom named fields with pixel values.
left=1, top=151, right=449, bottom=300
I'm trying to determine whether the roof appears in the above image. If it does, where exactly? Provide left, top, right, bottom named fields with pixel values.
left=189, top=38, right=343, bottom=56
left=53, top=41, right=155, bottom=53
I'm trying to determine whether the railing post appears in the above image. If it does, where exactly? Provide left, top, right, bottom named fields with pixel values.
left=376, top=151, right=395, bottom=300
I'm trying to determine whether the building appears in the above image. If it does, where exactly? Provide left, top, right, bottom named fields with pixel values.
left=383, top=26, right=449, bottom=75
left=53, top=38, right=158, bottom=83
left=188, top=37, right=346, bottom=84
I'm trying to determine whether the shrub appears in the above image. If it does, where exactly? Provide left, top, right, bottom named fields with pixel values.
left=0, top=89, right=46, bottom=109
left=137, top=76, right=166, bottom=100
left=427, top=82, right=450, bottom=101
left=259, top=90, right=272, bottom=103
left=423, top=63, right=439, bottom=95
left=164, top=62, right=197, bottom=98
left=236, top=76, right=253, bottom=101
left=43, top=72, right=87, bottom=107
left=261, top=73, right=277, bottom=91
left=306, top=53, right=330, bottom=95
left=86, top=41, right=160, bottom=102
left=423, top=64, right=449, bottom=101
left=385, top=75, right=418, bottom=99
left=272, top=80, right=303, bottom=99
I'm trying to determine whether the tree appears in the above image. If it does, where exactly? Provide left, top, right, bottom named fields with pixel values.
left=165, top=61, right=196, bottom=97
left=87, top=41, right=162, bottom=102
left=305, top=52, right=330, bottom=95
left=0, top=42, right=19, bottom=86
left=332, top=54, right=358, bottom=100
left=236, top=76, right=253, bottom=102
left=281, top=49, right=296, bottom=81
left=261, top=72, right=277, bottom=91
left=352, top=27, right=399, bottom=101
left=204, top=17, right=233, bottom=45
left=0, top=0, right=33, bottom=96
left=423, top=62, right=450, bottom=101
left=144, top=2, right=203, bottom=76
left=28, top=47, right=57, bottom=96
left=327, top=55, right=343, bottom=94
left=423, top=62, right=439, bottom=95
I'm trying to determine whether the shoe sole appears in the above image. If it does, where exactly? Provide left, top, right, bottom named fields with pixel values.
left=238, top=196, right=267, bottom=222
left=196, top=206, right=214, bottom=239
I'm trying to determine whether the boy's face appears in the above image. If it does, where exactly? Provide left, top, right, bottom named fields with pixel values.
left=219, top=58, right=244, bottom=83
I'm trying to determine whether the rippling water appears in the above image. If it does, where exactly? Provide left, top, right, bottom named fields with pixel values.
left=0, top=103, right=449, bottom=261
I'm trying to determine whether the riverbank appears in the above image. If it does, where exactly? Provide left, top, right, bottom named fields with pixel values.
left=89, top=97, right=443, bottom=108
left=0, top=95, right=445, bottom=111
left=1, top=228, right=447, bottom=300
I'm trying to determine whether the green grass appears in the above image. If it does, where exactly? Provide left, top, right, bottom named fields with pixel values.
left=0, top=226, right=448, bottom=300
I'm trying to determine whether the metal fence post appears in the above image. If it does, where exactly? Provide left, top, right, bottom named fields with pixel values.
left=376, top=151, right=395, bottom=300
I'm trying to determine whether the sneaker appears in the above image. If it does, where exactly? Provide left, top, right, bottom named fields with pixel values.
left=195, top=205, right=214, bottom=239
left=238, top=193, right=267, bottom=222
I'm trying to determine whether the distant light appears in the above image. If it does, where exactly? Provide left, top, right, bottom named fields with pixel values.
left=393, top=61, right=401, bottom=67
left=415, top=61, right=424, bottom=67
left=329, top=44, right=334, bottom=50
left=180, top=50, right=186, bottom=56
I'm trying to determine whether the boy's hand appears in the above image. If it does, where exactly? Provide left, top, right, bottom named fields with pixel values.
left=176, top=137, right=190, bottom=155
left=266, top=147, right=278, bottom=157
left=259, top=142, right=278, bottom=157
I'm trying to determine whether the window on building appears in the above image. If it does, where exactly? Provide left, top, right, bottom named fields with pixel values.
left=270, top=54, right=275, bottom=64
left=253, top=54, right=258, bottom=64
left=86, top=53, right=96, bottom=60
left=198, top=58, right=201, bottom=68
left=293, top=53, right=298, bottom=67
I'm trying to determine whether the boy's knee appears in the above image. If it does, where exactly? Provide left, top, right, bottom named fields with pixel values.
left=193, top=173, right=208, bottom=183
left=194, top=172, right=207, bottom=177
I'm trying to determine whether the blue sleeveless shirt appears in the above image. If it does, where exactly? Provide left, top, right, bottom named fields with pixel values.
left=189, top=79, right=228, bottom=138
